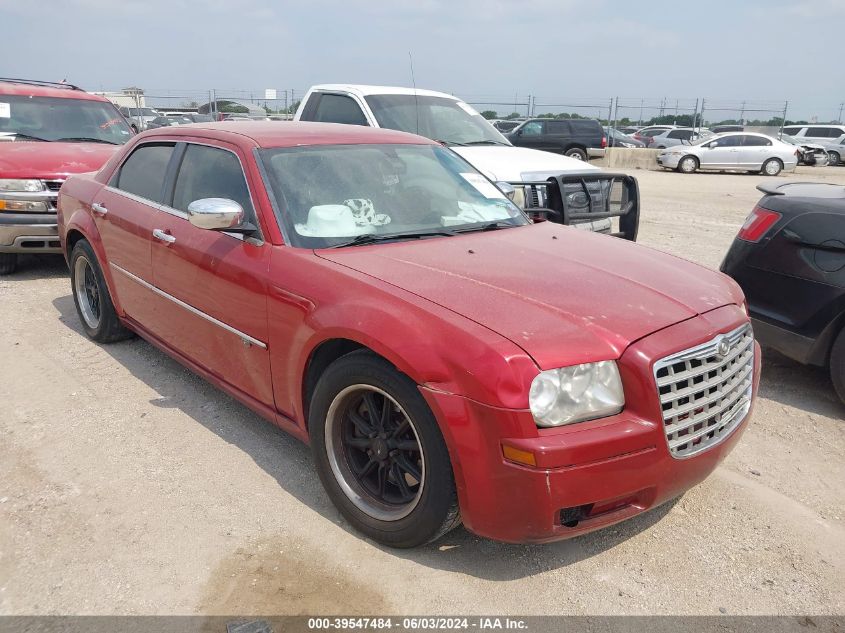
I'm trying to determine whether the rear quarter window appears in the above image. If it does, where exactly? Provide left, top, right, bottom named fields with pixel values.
left=568, top=120, right=601, bottom=133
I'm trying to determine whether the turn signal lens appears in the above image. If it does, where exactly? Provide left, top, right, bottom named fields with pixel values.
left=737, top=206, right=781, bottom=243
left=502, top=444, right=537, bottom=467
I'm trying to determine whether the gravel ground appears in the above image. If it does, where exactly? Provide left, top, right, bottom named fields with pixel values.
left=0, top=165, right=843, bottom=616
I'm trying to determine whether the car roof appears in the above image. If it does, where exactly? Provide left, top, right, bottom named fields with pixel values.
left=309, top=84, right=460, bottom=100
left=139, top=121, right=438, bottom=148
left=0, top=79, right=108, bottom=102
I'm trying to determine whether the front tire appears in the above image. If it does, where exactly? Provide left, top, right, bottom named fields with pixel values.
left=69, top=239, right=132, bottom=343
left=829, top=151, right=840, bottom=167
left=830, top=327, right=845, bottom=403
left=0, top=253, right=18, bottom=275
left=309, top=351, right=460, bottom=548
left=564, top=147, right=587, bottom=161
left=678, top=156, right=698, bottom=173
left=762, top=158, right=783, bottom=176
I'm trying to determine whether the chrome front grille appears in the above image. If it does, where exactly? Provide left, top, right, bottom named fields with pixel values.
left=654, top=323, right=754, bottom=459
left=44, top=179, right=64, bottom=210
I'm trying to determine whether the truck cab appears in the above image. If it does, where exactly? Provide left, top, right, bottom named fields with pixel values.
left=0, top=79, right=133, bottom=274
left=295, top=85, right=638, bottom=238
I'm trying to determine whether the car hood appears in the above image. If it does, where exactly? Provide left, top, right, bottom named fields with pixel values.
left=0, top=141, right=119, bottom=180
left=317, top=222, right=742, bottom=369
left=451, top=145, right=598, bottom=183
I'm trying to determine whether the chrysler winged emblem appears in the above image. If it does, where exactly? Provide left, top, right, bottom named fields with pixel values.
left=716, top=335, right=731, bottom=358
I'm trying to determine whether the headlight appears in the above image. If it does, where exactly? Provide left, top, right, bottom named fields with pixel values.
left=0, top=179, right=44, bottom=192
left=529, top=361, right=624, bottom=427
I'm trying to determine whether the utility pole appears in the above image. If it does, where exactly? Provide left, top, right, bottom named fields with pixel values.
left=779, top=101, right=789, bottom=138
left=740, top=101, right=746, bottom=125
left=839, top=101, right=844, bottom=124
left=638, top=98, right=643, bottom=126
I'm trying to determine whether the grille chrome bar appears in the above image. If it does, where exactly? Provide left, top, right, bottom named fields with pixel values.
left=654, top=323, right=754, bottom=459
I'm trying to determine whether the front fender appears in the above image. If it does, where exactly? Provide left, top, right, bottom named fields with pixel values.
left=266, top=249, right=539, bottom=428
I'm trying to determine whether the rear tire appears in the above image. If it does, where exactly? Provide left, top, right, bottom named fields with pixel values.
left=0, top=253, right=18, bottom=275
left=762, top=158, right=783, bottom=176
left=309, top=351, right=460, bottom=548
left=564, top=147, right=587, bottom=161
left=830, top=328, right=845, bottom=404
left=678, top=156, right=698, bottom=174
left=69, top=239, right=132, bottom=343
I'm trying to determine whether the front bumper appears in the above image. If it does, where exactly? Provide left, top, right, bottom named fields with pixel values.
left=656, top=153, right=682, bottom=168
left=422, top=304, right=759, bottom=544
left=0, top=214, right=61, bottom=253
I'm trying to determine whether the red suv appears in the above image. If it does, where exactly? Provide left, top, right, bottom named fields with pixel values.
left=0, top=78, right=133, bottom=275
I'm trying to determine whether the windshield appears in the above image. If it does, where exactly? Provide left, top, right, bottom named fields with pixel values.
left=0, top=95, right=133, bottom=143
left=364, top=95, right=510, bottom=146
left=259, top=143, right=528, bottom=248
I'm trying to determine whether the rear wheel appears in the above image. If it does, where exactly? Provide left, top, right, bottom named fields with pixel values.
left=0, top=253, right=18, bottom=275
left=309, top=351, right=460, bottom=548
left=829, top=151, right=841, bottom=166
left=762, top=158, right=783, bottom=176
left=70, top=239, right=132, bottom=343
left=678, top=156, right=698, bottom=173
left=564, top=147, right=587, bottom=161
left=830, top=328, right=845, bottom=403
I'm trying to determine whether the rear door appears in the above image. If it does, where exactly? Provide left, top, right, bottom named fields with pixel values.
left=546, top=120, right=571, bottom=152
left=97, top=141, right=177, bottom=323
left=737, top=135, right=772, bottom=168
left=150, top=140, right=274, bottom=407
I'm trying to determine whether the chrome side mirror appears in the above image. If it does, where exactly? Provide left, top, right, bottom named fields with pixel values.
left=496, top=181, right=516, bottom=201
left=187, top=198, right=244, bottom=231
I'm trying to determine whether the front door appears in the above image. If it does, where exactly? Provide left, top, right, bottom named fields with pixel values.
left=150, top=141, right=274, bottom=407
left=701, top=135, right=740, bottom=169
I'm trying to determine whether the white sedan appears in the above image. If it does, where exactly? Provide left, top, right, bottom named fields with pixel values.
left=657, top=132, right=799, bottom=176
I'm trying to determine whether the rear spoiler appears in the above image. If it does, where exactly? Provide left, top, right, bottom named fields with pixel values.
left=510, top=172, right=640, bottom=241
left=756, top=182, right=822, bottom=196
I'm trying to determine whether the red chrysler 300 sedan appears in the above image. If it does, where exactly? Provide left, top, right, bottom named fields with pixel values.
left=57, top=122, right=760, bottom=547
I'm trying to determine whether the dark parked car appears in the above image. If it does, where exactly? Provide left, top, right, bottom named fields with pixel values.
left=507, top=118, right=606, bottom=161
left=721, top=182, right=845, bottom=402
left=712, top=125, right=744, bottom=134
left=605, top=127, right=645, bottom=148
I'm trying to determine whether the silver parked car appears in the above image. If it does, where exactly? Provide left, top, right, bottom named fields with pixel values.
left=814, top=135, right=845, bottom=166
left=657, top=132, right=799, bottom=175
left=650, top=127, right=713, bottom=148
left=780, top=135, right=830, bottom=167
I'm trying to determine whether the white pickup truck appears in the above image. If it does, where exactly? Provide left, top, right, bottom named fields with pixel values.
left=294, top=85, right=639, bottom=239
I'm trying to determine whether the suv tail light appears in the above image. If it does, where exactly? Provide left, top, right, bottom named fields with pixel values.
left=601, top=135, right=607, bottom=149
left=737, top=206, right=781, bottom=242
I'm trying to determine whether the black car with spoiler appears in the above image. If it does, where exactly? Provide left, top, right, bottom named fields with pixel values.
left=721, top=182, right=845, bottom=402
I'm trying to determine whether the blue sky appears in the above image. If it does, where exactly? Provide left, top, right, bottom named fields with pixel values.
left=3, top=0, right=844, bottom=121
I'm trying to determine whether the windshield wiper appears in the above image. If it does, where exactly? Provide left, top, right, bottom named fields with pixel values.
left=327, top=229, right=458, bottom=248
left=55, top=137, right=119, bottom=145
left=3, top=132, right=50, bottom=142
left=454, top=221, right=519, bottom=233
left=462, top=140, right=508, bottom=146
left=433, top=139, right=467, bottom=147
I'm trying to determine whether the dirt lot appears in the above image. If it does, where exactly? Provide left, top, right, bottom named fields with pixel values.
left=1, top=166, right=843, bottom=616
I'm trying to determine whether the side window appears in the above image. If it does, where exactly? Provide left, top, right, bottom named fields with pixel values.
left=521, top=121, right=544, bottom=136
left=172, top=144, right=255, bottom=222
left=712, top=135, right=741, bottom=147
left=782, top=126, right=802, bottom=136
left=742, top=136, right=771, bottom=147
left=114, top=143, right=175, bottom=202
left=313, top=94, right=368, bottom=126
left=546, top=121, right=569, bottom=135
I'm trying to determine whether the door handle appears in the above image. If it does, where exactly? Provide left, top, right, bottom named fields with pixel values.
left=152, top=229, right=176, bottom=244
left=91, top=202, right=108, bottom=216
